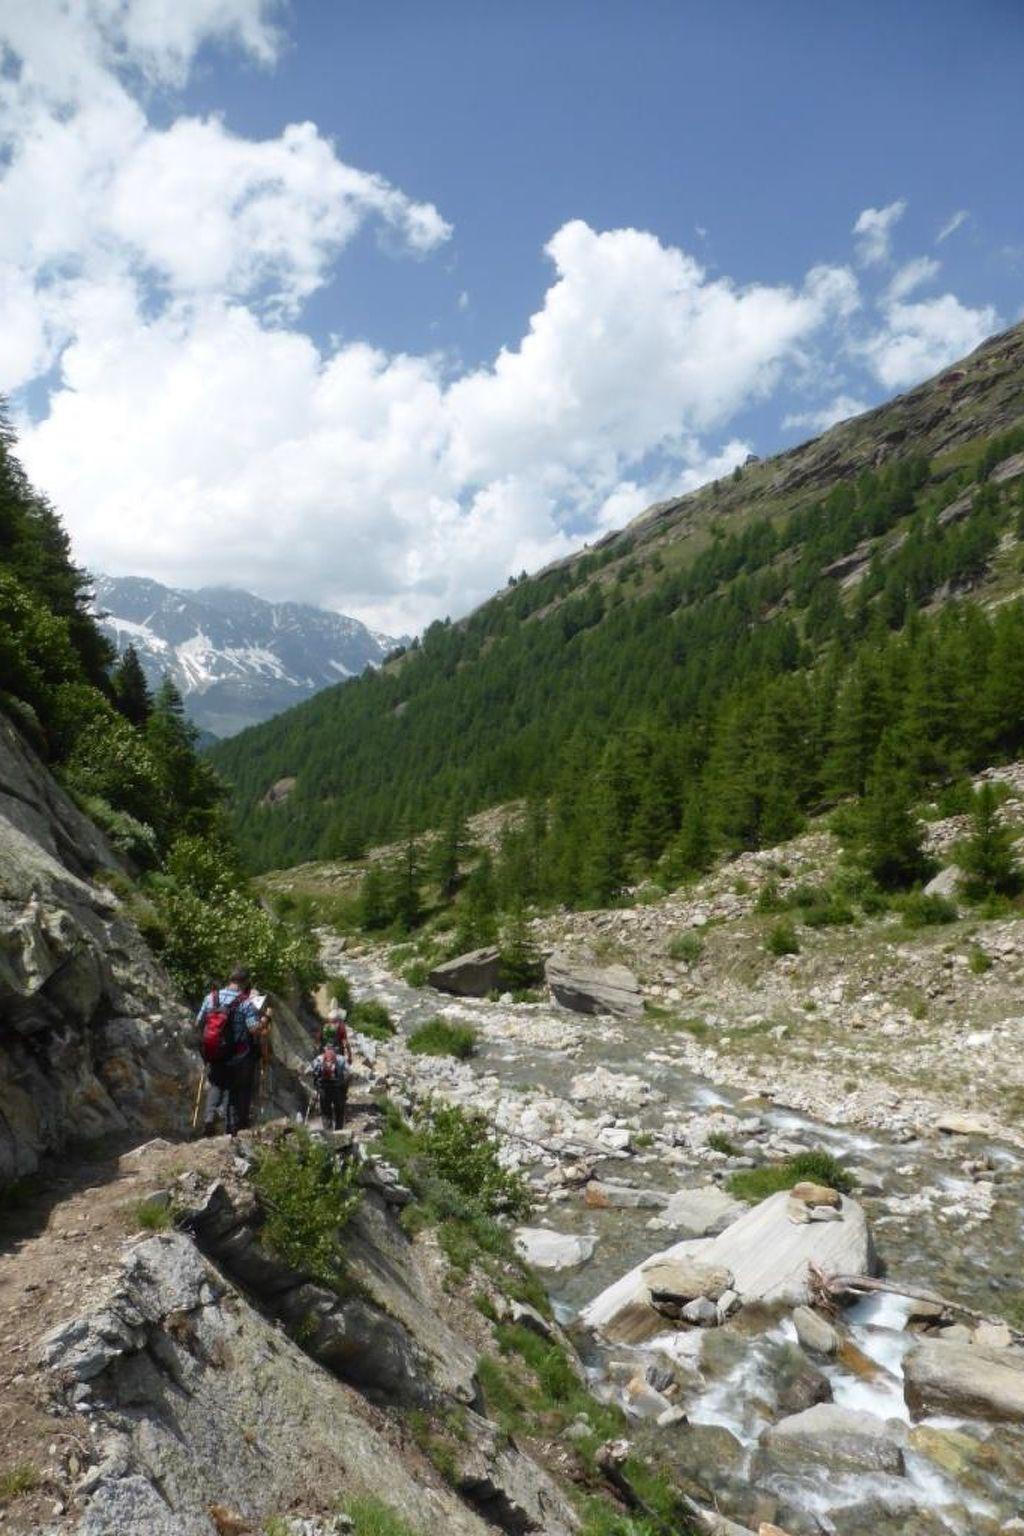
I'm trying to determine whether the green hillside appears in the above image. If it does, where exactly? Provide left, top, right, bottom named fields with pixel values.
left=212, top=322, right=1024, bottom=896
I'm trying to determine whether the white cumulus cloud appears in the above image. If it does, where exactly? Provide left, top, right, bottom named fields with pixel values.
left=861, top=292, right=999, bottom=390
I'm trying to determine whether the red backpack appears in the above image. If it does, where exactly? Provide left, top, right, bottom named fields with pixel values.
left=201, top=989, right=248, bottom=1065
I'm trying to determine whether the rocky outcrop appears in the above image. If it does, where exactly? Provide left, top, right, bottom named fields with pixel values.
left=428, top=946, right=504, bottom=997
left=0, top=714, right=307, bottom=1184
left=40, top=1232, right=493, bottom=1536
left=0, top=714, right=196, bottom=1182
left=514, top=1227, right=596, bottom=1270
left=546, top=952, right=643, bottom=1017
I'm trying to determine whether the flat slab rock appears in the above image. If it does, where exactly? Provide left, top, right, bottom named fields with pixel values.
left=656, top=1184, right=747, bottom=1237
left=513, top=1227, right=596, bottom=1271
left=904, top=1337, right=1024, bottom=1423
left=582, top=1190, right=873, bottom=1339
left=642, top=1256, right=734, bottom=1305
left=546, top=952, right=643, bottom=1018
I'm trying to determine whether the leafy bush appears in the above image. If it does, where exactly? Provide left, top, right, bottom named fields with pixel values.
left=968, top=945, right=993, bottom=975
left=667, top=931, right=703, bottom=964
left=381, top=1100, right=530, bottom=1221
left=253, top=1130, right=361, bottom=1292
left=899, top=891, right=958, bottom=928
left=326, top=975, right=353, bottom=1010
left=800, top=895, right=855, bottom=927
left=408, top=1017, right=477, bottom=1059
left=79, top=794, right=160, bottom=867
left=756, top=880, right=784, bottom=913
left=728, top=1149, right=853, bottom=1203
left=349, top=999, right=396, bottom=1040
left=63, top=709, right=168, bottom=829
left=155, top=835, right=321, bottom=999
left=765, top=921, right=800, bottom=957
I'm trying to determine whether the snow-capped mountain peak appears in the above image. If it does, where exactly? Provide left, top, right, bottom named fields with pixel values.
left=92, top=575, right=407, bottom=738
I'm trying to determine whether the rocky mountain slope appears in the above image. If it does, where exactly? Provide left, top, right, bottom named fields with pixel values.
left=93, top=575, right=405, bottom=738
left=211, top=320, right=1024, bottom=870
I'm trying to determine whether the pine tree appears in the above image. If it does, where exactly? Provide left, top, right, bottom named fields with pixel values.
left=112, top=645, right=152, bottom=728
left=146, top=675, right=221, bottom=833
left=454, top=851, right=498, bottom=950
left=499, top=903, right=543, bottom=990
left=856, top=735, right=929, bottom=889
left=357, top=864, right=390, bottom=930
left=432, top=801, right=469, bottom=900
left=957, top=783, right=1022, bottom=899
left=386, top=836, right=423, bottom=932
left=662, top=796, right=713, bottom=885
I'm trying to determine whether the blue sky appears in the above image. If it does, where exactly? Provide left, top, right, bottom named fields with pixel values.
left=1, top=1, right=1021, bottom=631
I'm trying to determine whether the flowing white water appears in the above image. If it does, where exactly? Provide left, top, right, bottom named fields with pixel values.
left=336, top=951, right=1024, bottom=1535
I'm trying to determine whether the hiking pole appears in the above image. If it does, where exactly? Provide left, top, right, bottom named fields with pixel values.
left=191, top=1067, right=207, bottom=1133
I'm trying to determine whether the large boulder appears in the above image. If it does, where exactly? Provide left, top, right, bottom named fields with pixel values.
left=427, top=947, right=503, bottom=997
left=756, top=1403, right=905, bottom=1477
left=582, top=1191, right=873, bottom=1339
left=904, top=1337, right=1024, bottom=1423
left=546, top=952, right=643, bottom=1018
left=514, top=1227, right=596, bottom=1270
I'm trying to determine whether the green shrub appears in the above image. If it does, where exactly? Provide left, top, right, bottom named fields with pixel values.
left=134, top=1198, right=172, bottom=1232
left=326, top=975, right=353, bottom=1010
left=800, top=896, right=855, bottom=927
left=408, top=1017, right=477, bottom=1059
left=80, top=794, right=160, bottom=867
left=667, top=931, right=703, bottom=964
left=156, top=835, right=321, bottom=999
left=765, top=921, right=799, bottom=957
left=968, top=945, right=993, bottom=975
left=349, top=999, right=396, bottom=1040
left=756, top=880, right=784, bottom=913
left=899, top=891, right=958, bottom=928
left=380, top=1100, right=530, bottom=1221
left=402, top=959, right=430, bottom=988
left=707, top=1130, right=737, bottom=1156
left=253, top=1130, right=361, bottom=1292
left=728, top=1149, right=853, bottom=1203
left=63, top=709, right=168, bottom=829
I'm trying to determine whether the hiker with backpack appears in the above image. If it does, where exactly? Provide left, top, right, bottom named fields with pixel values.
left=196, top=967, right=265, bottom=1136
left=311, top=1042, right=349, bottom=1130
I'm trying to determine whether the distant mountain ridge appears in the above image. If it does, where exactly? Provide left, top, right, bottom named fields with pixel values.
left=93, top=575, right=406, bottom=738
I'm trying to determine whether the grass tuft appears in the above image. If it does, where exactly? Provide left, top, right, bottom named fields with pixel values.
left=0, top=1464, right=40, bottom=1503
left=407, top=1017, right=477, bottom=1058
left=727, top=1149, right=853, bottom=1203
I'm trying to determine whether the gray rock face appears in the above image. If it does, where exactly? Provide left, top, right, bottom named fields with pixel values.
left=41, top=1233, right=491, bottom=1536
left=904, top=1337, right=1024, bottom=1423
left=427, top=946, right=503, bottom=997
left=757, top=1403, right=906, bottom=1477
left=186, top=1172, right=478, bottom=1406
left=0, top=716, right=195, bottom=1183
left=546, top=952, right=643, bottom=1018
left=0, top=715, right=308, bottom=1184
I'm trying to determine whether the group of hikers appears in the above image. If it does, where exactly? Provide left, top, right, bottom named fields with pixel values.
left=195, top=967, right=353, bottom=1137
